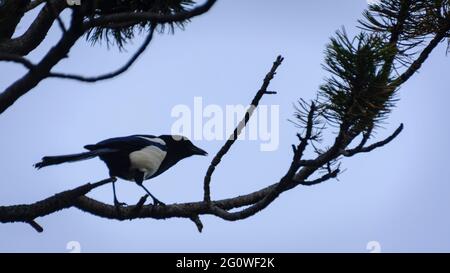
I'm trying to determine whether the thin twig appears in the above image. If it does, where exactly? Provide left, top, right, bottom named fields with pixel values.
left=296, top=169, right=340, bottom=186
left=27, top=220, right=44, bottom=233
left=45, top=0, right=66, bottom=33
left=0, top=53, right=35, bottom=70
left=391, top=26, right=450, bottom=87
left=48, top=27, right=155, bottom=82
left=286, top=102, right=316, bottom=180
left=343, top=124, right=404, bottom=156
left=203, top=55, right=284, bottom=203
left=189, top=215, right=203, bottom=233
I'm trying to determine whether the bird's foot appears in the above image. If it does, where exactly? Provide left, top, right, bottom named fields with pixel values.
left=114, top=199, right=128, bottom=208
left=151, top=197, right=166, bottom=206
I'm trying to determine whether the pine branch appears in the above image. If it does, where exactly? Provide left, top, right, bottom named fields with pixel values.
left=342, top=123, right=404, bottom=156
left=392, top=25, right=450, bottom=86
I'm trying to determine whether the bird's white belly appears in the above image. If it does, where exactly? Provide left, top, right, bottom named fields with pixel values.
left=129, top=146, right=167, bottom=179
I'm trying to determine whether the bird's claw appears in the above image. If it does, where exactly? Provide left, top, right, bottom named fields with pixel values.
left=151, top=198, right=165, bottom=206
left=114, top=199, right=128, bottom=208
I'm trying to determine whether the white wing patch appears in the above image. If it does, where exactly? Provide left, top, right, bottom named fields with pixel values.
left=137, top=136, right=166, bottom=145
left=129, top=145, right=167, bottom=179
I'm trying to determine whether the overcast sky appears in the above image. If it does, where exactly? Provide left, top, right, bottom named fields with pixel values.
left=1, top=0, right=450, bottom=252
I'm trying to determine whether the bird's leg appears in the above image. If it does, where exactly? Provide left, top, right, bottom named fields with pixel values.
left=134, top=171, right=165, bottom=206
left=139, top=184, right=166, bottom=206
left=111, top=176, right=127, bottom=207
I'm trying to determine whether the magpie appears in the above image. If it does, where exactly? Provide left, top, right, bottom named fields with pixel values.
left=34, top=135, right=207, bottom=206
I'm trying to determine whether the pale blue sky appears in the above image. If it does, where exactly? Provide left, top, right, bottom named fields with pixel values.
left=1, top=0, right=450, bottom=252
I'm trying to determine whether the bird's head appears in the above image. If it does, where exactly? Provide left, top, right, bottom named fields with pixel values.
left=159, top=135, right=208, bottom=159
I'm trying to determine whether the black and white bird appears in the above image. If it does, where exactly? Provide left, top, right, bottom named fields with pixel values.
left=34, top=135, right=207, bottom=206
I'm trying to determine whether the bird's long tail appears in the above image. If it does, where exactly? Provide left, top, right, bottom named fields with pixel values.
left=34, top=148, right=117, bottom=169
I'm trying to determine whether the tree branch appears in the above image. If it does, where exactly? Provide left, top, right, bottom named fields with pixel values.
left=0, top=0, right=30, bottom=40
left=0, top=54, right=407, bottom=232
left=288, top=102, right=316, bottom=178
left=45, top=0, right=66, bottom=33
left=27, top=219, right=44, bottom=232
left=48, top=26, right=155, bottom=83
left=0, top=177, right=115, bottom=232
left=296, top=168, right=340, bottom=186
left=0, top=53, right=35, bottom=70
left=203, top=55, right=284, bottom=203
left=0, top=0, right=67, bottom=56
left=0, top=0, right=217, bottom=114
left=391, top=26, right=450, bottom=87
left=343, top=123, right=404, bottom=156
left=26, top=0, right=46, bottom=11
left=0, top=10, right=84, bottom=115
left=84, top=0, right=217, bottom=31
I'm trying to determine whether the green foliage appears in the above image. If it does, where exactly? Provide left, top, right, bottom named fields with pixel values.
left=360, top=0, right=450, bottom=65
left=318, top=30, right=397, bottom=133
left=85, top=0, right=195, bottom=50
left=311, top=0, right=450, bottom=135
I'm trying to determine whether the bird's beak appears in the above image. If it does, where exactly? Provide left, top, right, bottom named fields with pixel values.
left=191, top=145, right=208, bottom=156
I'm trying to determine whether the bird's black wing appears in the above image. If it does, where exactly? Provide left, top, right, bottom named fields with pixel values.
left=84, top=135, right=166, bottom=153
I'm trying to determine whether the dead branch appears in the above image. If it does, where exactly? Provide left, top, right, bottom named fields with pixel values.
left=203, top=55, right=284, bottom=203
